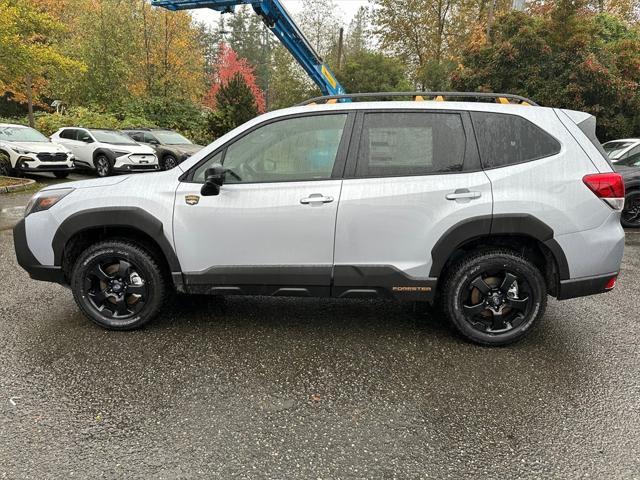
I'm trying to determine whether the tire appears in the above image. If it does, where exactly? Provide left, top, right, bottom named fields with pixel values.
left=53, top=171, right=70, bottom=179
left=0, top=153, right=14, bottom=176
left=621, top=191, right=640, bottom=228
left=94, top=155, right=112, bottom=177
left=162, top=155, right=178, bottom=170
left=442, top=249, right=547, bottom=346
left=70, top=240, right=167, bottom=330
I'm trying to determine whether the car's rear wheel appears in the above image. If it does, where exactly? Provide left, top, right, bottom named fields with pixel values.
left=53, top=171, right=69, bottom=179
left=621, top=191, right=640, bottom=228
left=70, top=240, right=166, bottom=330
left=94, top=155, right=111, bottom=177
left=162, top=155, right=178, bottom=170
left=442, top=249, right=547, bottom=346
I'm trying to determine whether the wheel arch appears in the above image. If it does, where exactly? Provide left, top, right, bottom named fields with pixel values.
left=52, top=207, right=182, bottom=285
left=430, top=214, right=570, bottom=297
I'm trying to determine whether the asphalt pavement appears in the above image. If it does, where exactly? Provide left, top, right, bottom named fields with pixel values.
left=0, top=173, right=639, bottom=479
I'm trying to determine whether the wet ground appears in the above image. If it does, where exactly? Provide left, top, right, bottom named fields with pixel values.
left=1, top=173, right=639, bottom=478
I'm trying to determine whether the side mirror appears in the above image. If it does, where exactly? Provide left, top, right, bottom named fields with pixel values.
left=148, top=139, right=159, bottom=145
left=201, top=165, right=225, bottom=196
left=80, top=136, right=93, bottom=143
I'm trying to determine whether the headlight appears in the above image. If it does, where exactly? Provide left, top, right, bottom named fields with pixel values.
left=112, top=150, right=129, bottom=157
left=14, top=147, right=34, bottom=155
left=24, top=188, right=74, bottom=217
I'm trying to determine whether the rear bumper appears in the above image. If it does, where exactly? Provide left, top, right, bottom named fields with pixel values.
left=13, top=218, right=66, bottom=284
left=557, top=273, right=618, bottom=300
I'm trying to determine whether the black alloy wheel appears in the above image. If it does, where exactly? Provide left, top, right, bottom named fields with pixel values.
left=462, top=270, right=532, bottom=334
left=71, top=240, right=166, bottom=330
left=83, top=258, right=148, bottom=320
left=443, top=249, right=546, bottom=346
left=621, top=192, right=640, bottom=228
left=163, top=155, right=178, bottom=170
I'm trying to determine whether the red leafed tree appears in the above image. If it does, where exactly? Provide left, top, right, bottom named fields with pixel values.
left=204, top=43, right=265, bottom=113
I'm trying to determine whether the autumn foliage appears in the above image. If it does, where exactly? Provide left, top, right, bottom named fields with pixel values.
left=204, top=43, right=265, bottom=113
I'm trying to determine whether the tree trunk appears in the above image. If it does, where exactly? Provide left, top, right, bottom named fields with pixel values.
left=26, top=75, right=35, bottom=128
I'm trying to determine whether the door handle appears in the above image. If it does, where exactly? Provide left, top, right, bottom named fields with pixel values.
left=446, top=189, right=482, bottom=201
left=300, top=193, right=334, bottom=205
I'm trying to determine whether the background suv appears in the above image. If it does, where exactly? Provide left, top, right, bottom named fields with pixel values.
left=0, top=123, right=74, bottom=178
left=51, top=128, right=158, bottom=177
left=14, top=96, right=625, bottom=346
left=603, top=138, right=640, bottom=163
left=123, top=128, right=203, bottom=170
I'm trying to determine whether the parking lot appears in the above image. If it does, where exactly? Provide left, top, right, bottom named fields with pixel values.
left=1, top=173, right=639, bottom=479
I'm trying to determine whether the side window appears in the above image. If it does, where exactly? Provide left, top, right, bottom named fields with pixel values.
left=143, top=133, right=158, bottom=144
left=193, top=151, right=223, bottom=183
left=60, top=129, right=77, bottom=140
left=220, top=114, right=348, bottom=184
left=354, top=112, right=466, bottom=177
left=77, top=130, right=93, bottom=143
left=471, top=112, right=561, bottom=168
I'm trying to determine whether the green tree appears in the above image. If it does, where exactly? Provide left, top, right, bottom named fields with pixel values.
left=0, top=0, right=84, bottom=126
left=268, top=46, right=319, bottom=109
left=207, top=73, right=259, bottom=138
left=338, top=52, right=411, bottom=93
left=344, top=6, right=371, bottom=59
left=452, top=7, right=640, bottom=140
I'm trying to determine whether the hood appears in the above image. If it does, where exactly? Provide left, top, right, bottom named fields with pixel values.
left=42, top=175, right=131, bottom=192
left=112, top=143, right=156, bottom=155
left=169, top=144, right=204, bottom=155
left=1, top=141, right=70, bottom=154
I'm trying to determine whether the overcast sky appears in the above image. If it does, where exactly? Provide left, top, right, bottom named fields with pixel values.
left=192, top=0, right=370, bottom=25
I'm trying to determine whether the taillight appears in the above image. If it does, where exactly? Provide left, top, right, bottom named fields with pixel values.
left=605, top=276, right=617, bottom=290
left=583, top=173, right=625, bottom=210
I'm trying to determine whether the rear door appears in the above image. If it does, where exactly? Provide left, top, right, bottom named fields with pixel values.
left=333, top=109, right=493, bottom=299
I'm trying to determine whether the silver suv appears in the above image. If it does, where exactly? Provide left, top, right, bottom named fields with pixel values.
left=13, top=93, right=625, bottom=346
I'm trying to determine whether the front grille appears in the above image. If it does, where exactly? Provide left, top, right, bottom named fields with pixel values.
left=37, top=152, right=68, bottom=162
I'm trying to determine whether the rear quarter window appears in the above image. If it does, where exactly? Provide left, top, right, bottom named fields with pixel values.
left=471, top=112, right=561, bottom=168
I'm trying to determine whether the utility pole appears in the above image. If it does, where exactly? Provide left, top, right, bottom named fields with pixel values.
left=337, top=27, right=344, bottom=71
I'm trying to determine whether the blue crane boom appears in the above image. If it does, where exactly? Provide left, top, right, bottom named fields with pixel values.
left=151, top=0, right=346, bottom=97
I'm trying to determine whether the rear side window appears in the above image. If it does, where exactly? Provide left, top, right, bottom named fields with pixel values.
left=59, top=129, right=77, bottom=140
left=471, top=112, right=560, bottom=168
left=355, top=112, right=466, bottom=177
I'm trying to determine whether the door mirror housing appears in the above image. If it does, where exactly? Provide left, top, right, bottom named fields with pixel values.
left=201, top=165, right=225, bottom=196
left=79, top=135, right=93, bottom=143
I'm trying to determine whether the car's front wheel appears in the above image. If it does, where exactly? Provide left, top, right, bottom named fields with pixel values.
left=442, top=249, right=547, bottom=346
left=0, top=153, right=14, bottom=176
left=621, top=191, right=640, bottom=228
left=70, top=240, right=167, bottom=330
left=94, top=155, right=111, bottom=177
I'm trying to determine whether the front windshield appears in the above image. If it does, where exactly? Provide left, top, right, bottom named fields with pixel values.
left=0, top=126, right=49, bottom=142
left=604, top=141, right=634, bottom=159
left=91, top=130, right=137, bottom=145
left=154, top=131, right=192, bottom=145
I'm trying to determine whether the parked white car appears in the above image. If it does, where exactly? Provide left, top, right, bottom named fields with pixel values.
left=51, top=128, right=158, bottom=177
left=0, top=123, right=74, bottom=178
left=603, top=138, right=640, bottom=163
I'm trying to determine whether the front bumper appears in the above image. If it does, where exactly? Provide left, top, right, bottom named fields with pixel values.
left=557, top=273, right=618, bottom=300
left=16, top=153, right=75, bottom=173
left=13, top=218, right=66, bottom=284
left=113, top=153, right=158, bottom=172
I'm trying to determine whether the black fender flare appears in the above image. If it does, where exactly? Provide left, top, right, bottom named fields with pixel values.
left=429, top=213, right=570, bottom=280
left=51, top=206, right=182, bottom=272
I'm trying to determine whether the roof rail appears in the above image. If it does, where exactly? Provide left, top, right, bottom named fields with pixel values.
left=297, top=91, right=538, bottom=107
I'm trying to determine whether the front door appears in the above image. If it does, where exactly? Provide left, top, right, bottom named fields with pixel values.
left=173, top=112, right=353, bottom=296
